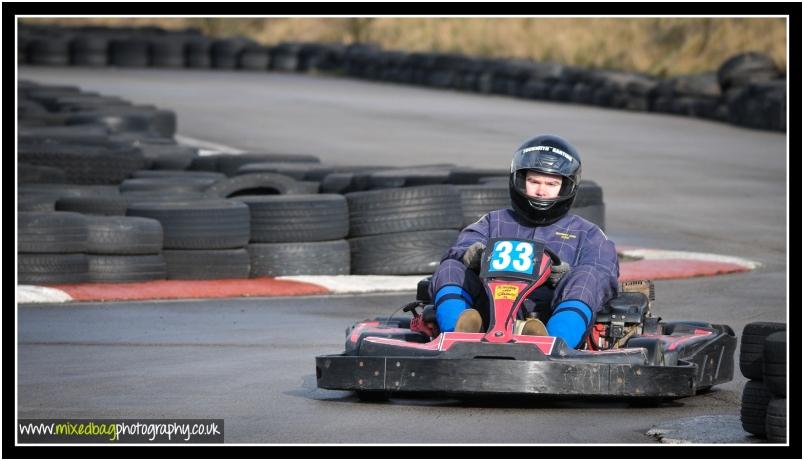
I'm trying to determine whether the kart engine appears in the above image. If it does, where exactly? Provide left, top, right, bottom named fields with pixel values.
left=588, top=280, right=659, bottom=350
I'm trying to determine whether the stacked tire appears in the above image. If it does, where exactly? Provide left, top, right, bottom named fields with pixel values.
left=18, top=81, right=609, bottom=282
left=345, top=186, right=463, bottom=275
left=18, top=212, right=90, bottom=284
left=126, top=200, right=251, bottom=280
left=739, top=322, right=787, bottom=443
left=240, top=194, right=351, bottom=277
left=83, top=216, right=167, bottom=282
left=20, top=23, right=785, bottom=133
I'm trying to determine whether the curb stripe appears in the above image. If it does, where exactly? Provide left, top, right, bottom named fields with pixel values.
left=17, top=285, right=73, bottom=303
left=618, top=248, right=761, bottom=270
left=278, top=275, right=425, bottom=294
left=45, top=278, right=328, bottom=302
left=619, top=258, right=751, bottom=282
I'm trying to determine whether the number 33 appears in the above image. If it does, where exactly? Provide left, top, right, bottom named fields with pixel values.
left=491, top=241, right=533, bottom=272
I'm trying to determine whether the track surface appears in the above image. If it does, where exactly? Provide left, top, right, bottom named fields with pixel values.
left=17, top=67, right=788, bottom=444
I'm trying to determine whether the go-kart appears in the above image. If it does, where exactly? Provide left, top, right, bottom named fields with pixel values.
left=315, top=238, right=736, bottom=401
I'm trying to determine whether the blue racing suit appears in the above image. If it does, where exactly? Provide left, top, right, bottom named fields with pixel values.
left=429, top=208, right=619, bottom=346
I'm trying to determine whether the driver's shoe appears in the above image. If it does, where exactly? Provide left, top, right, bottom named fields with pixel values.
left=515, top=318, right=548, bottom=336
left=454, top=309, right=483, bottom=333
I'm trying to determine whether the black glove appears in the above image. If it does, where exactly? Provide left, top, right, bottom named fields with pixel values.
left=548, top=261, right=570, bottom=287
left=461, top=241, right=486, bottom=271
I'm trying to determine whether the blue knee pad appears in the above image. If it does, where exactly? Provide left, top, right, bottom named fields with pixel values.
left=434, top=285, right=473, bottom=333
left=546, top=300, right=593, bottom=349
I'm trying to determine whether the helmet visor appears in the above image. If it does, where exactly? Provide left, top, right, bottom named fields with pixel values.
left=511, top=146, right=580, bottom=199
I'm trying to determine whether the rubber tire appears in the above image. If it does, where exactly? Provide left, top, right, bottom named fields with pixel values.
left=239, top=46, right=271, bottom=70
left=765, top=398, right=787, bottom=443
left=149, top=38, right=186, bottom=68
left=447, top=167, right=508, bottom=185
left=126, top=200, right=251, bottom=250
left=27, top=38, right=70, bottom=66
left=456, top=185, right=509, bottom=226
left=216, top=153, right=321, bottom=177
left=85, top=216, right=164, bottom=255
left=109, top=39, right=150, bottom=67
left=346, top=186, right=464, bottom=237
left=204, top=173, right=311, bottom=198
left=320, top=172, right=374, bottom=194
left=131, top=170, right=226, bottom=181
left=763, top=332, right=786, bottom=397
left=19, top=163, right=66, bottom=184
left=18, top=212, right=88, bottom=253
left=741, top=379, right=773, bottom=437
left=162, top=248, right=251, bottom=280
left=137, top=144, right=198, bottom=170
left=18, top=253, right=89, bottom=285
left=348, top=230, right=459, bottom=275
left=571, top=203, right=606, bottom=231
left=717, top=52, right=780, bottom=91
left=573, top=180, right=604, bottom=208
left=18, top=194, right=57, bottom=212
left=248, top=240, right=350, bottom=276
left=237, top=194, right=349, bottom=243
left=18, top=143, right=146, bottom=185
left=87, top=255, right=167, bottom=282
left=740, top=322, right=786, bottom=379
left=120, top=177, right=218, bottom=194
left=366, top=168, right=452, bottom=189
left=235, top=161, right=321, bottom=179
left=56, top=196, right=130, bottom=216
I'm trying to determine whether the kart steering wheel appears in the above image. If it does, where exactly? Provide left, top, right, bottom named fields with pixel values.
left=544, top=246, right=562, bottom=266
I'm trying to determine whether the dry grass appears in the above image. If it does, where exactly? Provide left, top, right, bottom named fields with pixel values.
left=20, top=17, right=787, bottom=77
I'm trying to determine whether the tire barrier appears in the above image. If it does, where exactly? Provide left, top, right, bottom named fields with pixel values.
left=345, top=185, right=464, bottom=238
left=738, top=322, right=787, bottom=442
left=84, top=216, right=164, bottom=255
left=215, top=153, right=322, bottom=177
left=18, top=142, right=146, bottom=185
left=345, top=186, right=464, bottom=275
left=163, top=248, right=251, bottom=280
left=239, top=43, right=272, bottom=71
left=126, top=200, right=251, bottom=280
left=17, top=211, right=89, bottom=284
left=349, top=230, right=460, bottom=275
left=18, top=211, right=88, bottom=253
left=19, top=23, right=785, bottom=132
left=17, top=81, right=608, bottom=282
left=203, top=172, right=319, bottom=198
left=237, top=194, right=349, bottom=243
left=126, top=200, right=251, bottom=250
left=249, top=240, right=351, bottom=277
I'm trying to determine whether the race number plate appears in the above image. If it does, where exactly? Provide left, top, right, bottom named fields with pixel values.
left=480, top=238, right=547, bottom=282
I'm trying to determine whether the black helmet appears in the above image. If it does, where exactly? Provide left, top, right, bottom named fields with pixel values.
left=509, top=134, right=582, bottom=226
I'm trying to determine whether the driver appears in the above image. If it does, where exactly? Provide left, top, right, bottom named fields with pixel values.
left=429, top=134, right=619, bottom=349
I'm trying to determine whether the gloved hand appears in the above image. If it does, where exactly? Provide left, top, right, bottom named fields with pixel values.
left=548, top=261, right=570, bottom=287
left=461, top=241, right=486, bottom=271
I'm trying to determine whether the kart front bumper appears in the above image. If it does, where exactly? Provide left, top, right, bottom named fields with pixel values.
left=315, top=354, right=699, bottom=399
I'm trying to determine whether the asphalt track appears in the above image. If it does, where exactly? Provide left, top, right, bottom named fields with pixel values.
left=17, top=67, right=788, bottom=444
